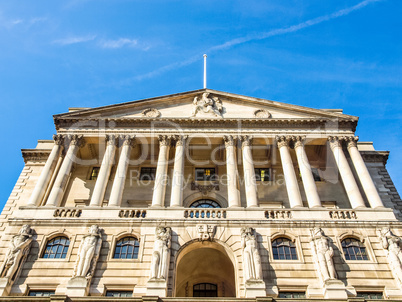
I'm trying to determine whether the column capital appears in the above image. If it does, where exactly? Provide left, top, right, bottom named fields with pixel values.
left=346, top=136, right=359, bottom=150
left=68, top=134, right=85, bottom=147
left=121, top=135, right=136, bottom=147
left=173, top=135, right=188, bottom=146
left=275, top=135, right=291, bottom=148
left=105, top=134, right=118, bottom=146
left=292, top=135, right=306, bottom=149
left=239, top=135, right=253, bottom=148
left=327, top=136, right=345, bottom=150
left=158, top=135, right=171, bottom=146
left=53, top=134, right=64, bottom=146
left=223, top=135, right=236, bottom=148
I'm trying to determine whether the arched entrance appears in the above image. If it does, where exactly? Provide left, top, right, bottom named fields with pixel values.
left=175, top=240, right=236, bottom=297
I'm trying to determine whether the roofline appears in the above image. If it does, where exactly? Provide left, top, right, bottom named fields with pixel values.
left=53, top=88, right=358, bottom=120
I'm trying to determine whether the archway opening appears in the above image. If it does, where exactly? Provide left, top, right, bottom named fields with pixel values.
left=175, top=241, right=236, bottom=297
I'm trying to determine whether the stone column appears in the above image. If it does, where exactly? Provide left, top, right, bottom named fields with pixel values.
left=27, top=135, right=64, bottom=206
left=240, top=136, right=258, bottom=208
left=328, top=136, right=366, bottom=208
left=223, top=135, right=240, bottom=207
left=346, top=136, right=384, bottom=208
left=293, top=136, right=322, bottom=208
left=151, top=135, right=171, bottom=207
left=108, top=135, right=136, bottom=207
left=46, top=135, right=84, bottom=207
left=89, top=135, right=117, bottom=207
left=276, top=136, right=303, bottom=208
left=170, top=135, right=187, bottom=207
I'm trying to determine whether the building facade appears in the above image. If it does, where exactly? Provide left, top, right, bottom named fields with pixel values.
left=0, top=89, right=401, bottom=301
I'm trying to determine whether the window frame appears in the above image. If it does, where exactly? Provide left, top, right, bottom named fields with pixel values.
left=37, top=231, right=75, bottom=262
left=139, top=167, right=157, bottom=181
left=356, top=292, right=384, bottom=300
left=194, top=167, right=218, bottom=182
left=193, top=283, right=218, bottom=297
left=278, top=292, right=306, bottom=299
left=105, top=290, right=133, bottom=297
left=108, top=232, right=143, bottom=262
left=28, top=290, right=56, bottom=297
left=268, top=233, right=305, bottom=264
left=112, top=236, right=140, bottom=260
left=41, top=236, right=71, bottom=259
left=189, top=199, right=221, bottom=208
left=341, top=237, right=369, bottom=261
left=336, top=233, right=377, bottom=264
left=254, top=168, right=271, bottom=182
left=271, top=237, right=298, bottom=261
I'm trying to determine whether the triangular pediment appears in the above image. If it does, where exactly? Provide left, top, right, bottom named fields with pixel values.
left=55, top=89, right=357, bottom=121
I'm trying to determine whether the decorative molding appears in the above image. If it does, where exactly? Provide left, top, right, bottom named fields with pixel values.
left=190, top=181, right=220, bottom=195
left=142, top=108, right=161, bottom=118
left=223, top=135, right=235, bottom=147
left=275, top=135, right=291, bottom=148
left=68, top=134, right=85, bottom=147
left=345, top=136, right=359, bottom=150
left=53, top=134, right=64, bottom=145
left=21, top=149, right=52, bottom=163
left=254, top=109, right=271, bottom=118
left=105, top=134, right=118, bottom=146
left=197, top=224, right=216, bottom=241
left=191, top=93, right=223, bottom=118
left=239, top=135, right=252, bottom=148
left=361, top=151, right=389, bottom=165
left=173, top=135, right=188, bottom=147
left=158, top=135, right=171, bottom=146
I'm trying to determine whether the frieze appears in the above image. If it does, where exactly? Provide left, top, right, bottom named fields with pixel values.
left=21, top=149, right=52, bottom=163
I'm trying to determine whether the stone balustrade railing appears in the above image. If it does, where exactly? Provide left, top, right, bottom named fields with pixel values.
left=265, top=210, right=292, bottom=219
left=118, top=209, right=147, bottom=218
left=329, top=210, right=357, bottom=220
left=184, top=209, right=226, bottom=219
left=53, top=208, right=82, bottom=218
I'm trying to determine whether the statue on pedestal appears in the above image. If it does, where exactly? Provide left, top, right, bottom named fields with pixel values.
left=241, top=227, right=263, bottom=281
left=73, top=225, right=102, bottom=279
left=191, top=93, right=223, bottom=117
left=310, top=227, right=337, bottom=282
left=150, top=227, right=171, bottom=280
left=380, top=227, right=402, bottom=286
left=0, top=225, right=33, bottom=280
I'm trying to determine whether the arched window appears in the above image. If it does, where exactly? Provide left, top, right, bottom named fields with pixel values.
left=341, top=238, right=369, bottom=260
left=272, top=237, right=298, bottom=260
left=193, top=283, right=218, bottom=297
left=113, top=237, right=140, bottom=259
left=42, top=236, right=70, bottom=259
left=190, top=199, right=221, bottom=208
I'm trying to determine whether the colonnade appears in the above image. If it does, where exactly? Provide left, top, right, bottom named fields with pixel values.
left=28, top=133, right=385, bottom=209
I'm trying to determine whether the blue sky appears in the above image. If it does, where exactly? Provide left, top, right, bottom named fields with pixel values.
left=0, top=0, right=401, bottom=208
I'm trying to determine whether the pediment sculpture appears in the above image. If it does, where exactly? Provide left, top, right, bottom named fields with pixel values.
left=191, top=93, right=223, bottom=118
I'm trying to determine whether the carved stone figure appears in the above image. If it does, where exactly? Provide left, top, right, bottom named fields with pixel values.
left=241, top=227, right=263, bottom=281
left=0, top=225, right=33, bottom=280
left=73, top=225, right=102, bottom=278
left=197, top=224, right=215, bottom=241
left=191, top=93, right=223, bottom=117
left=150, top=226, right=171, bottom=280
left=380, top=227, right=402, bottom=285
left=310, top=227, right=337, bottom=282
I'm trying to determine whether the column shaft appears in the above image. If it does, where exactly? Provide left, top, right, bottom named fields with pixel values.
left=109, top=136, right=135, bottom=207
left=276, top=136, right=303, bottom=208
left=90, top=135, right=117, bottom=207
left=328, top=137, right=366, bottom=208
left=170, top=136, right=187, bottom=207
left=224, top=135, right=240, bottom=207
left=347, top=137, right=384, bottom=208
left=294, top=137, right=322, bottom=208
left=241, top=136, right=258, bottom=207
left=151, top=135, right=171, bottom=207
left=46, top=135, right=84, bottom=207
left=27, top=135, right=64, bottom=206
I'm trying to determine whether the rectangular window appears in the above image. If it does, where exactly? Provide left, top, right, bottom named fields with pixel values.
left=356, top=292, right=383, bottom=300
left=89, top=167, right=100, bottom=180
left=29, top=291, right=55, bottom=297
left=106, top=291, right=133, bottom=297
left=278, top=292, right=306, bottom=298
left=195, top=168, right=216, bottom=181
left=254, top=168, right=270, bottom=181
left=311, top=168, right=322, bottom=181
left=140, top=167, right=157, bottom=181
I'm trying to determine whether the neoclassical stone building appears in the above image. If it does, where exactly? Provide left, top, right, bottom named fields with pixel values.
left=0, top=89, right=401, bottom=301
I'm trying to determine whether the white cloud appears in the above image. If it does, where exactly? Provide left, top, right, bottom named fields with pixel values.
left=52, top=35, right=96, bottom=46
left=100, top=38, right=139, bottom=49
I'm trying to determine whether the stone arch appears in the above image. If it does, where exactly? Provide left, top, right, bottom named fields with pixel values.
left=173, top=239, right=238, bottom=297
left=182, top=192, right=228, bottom=208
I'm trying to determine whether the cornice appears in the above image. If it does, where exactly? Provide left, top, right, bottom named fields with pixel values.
left=361, top=150, right=389, bottom=166
left=54, top=116, right=357, bottom=132
left=21, top=149, right=51, bottom=163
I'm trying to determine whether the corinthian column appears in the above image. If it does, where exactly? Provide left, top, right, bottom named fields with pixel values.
left=328, top=136, right=366, bottom=208
left=276, top=136, right=303, bottom=208
left=46, top=135, right=84, bottom=207
left=293, top=136, right=322, bottom=208
left=151, top=135, right=171, bottom=207
left=108, top=135, right=136, bottom=207
left=89, top=135, right=117, bottom=206
left=240, top=136, right=258, bottom=208
left=27, top=135, right=64, bottom=206
left=346, top=136, right=384, bottom=208
left=223, top=135, right=240, bottom=207
left=170, top=135, right=187, bottom=207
